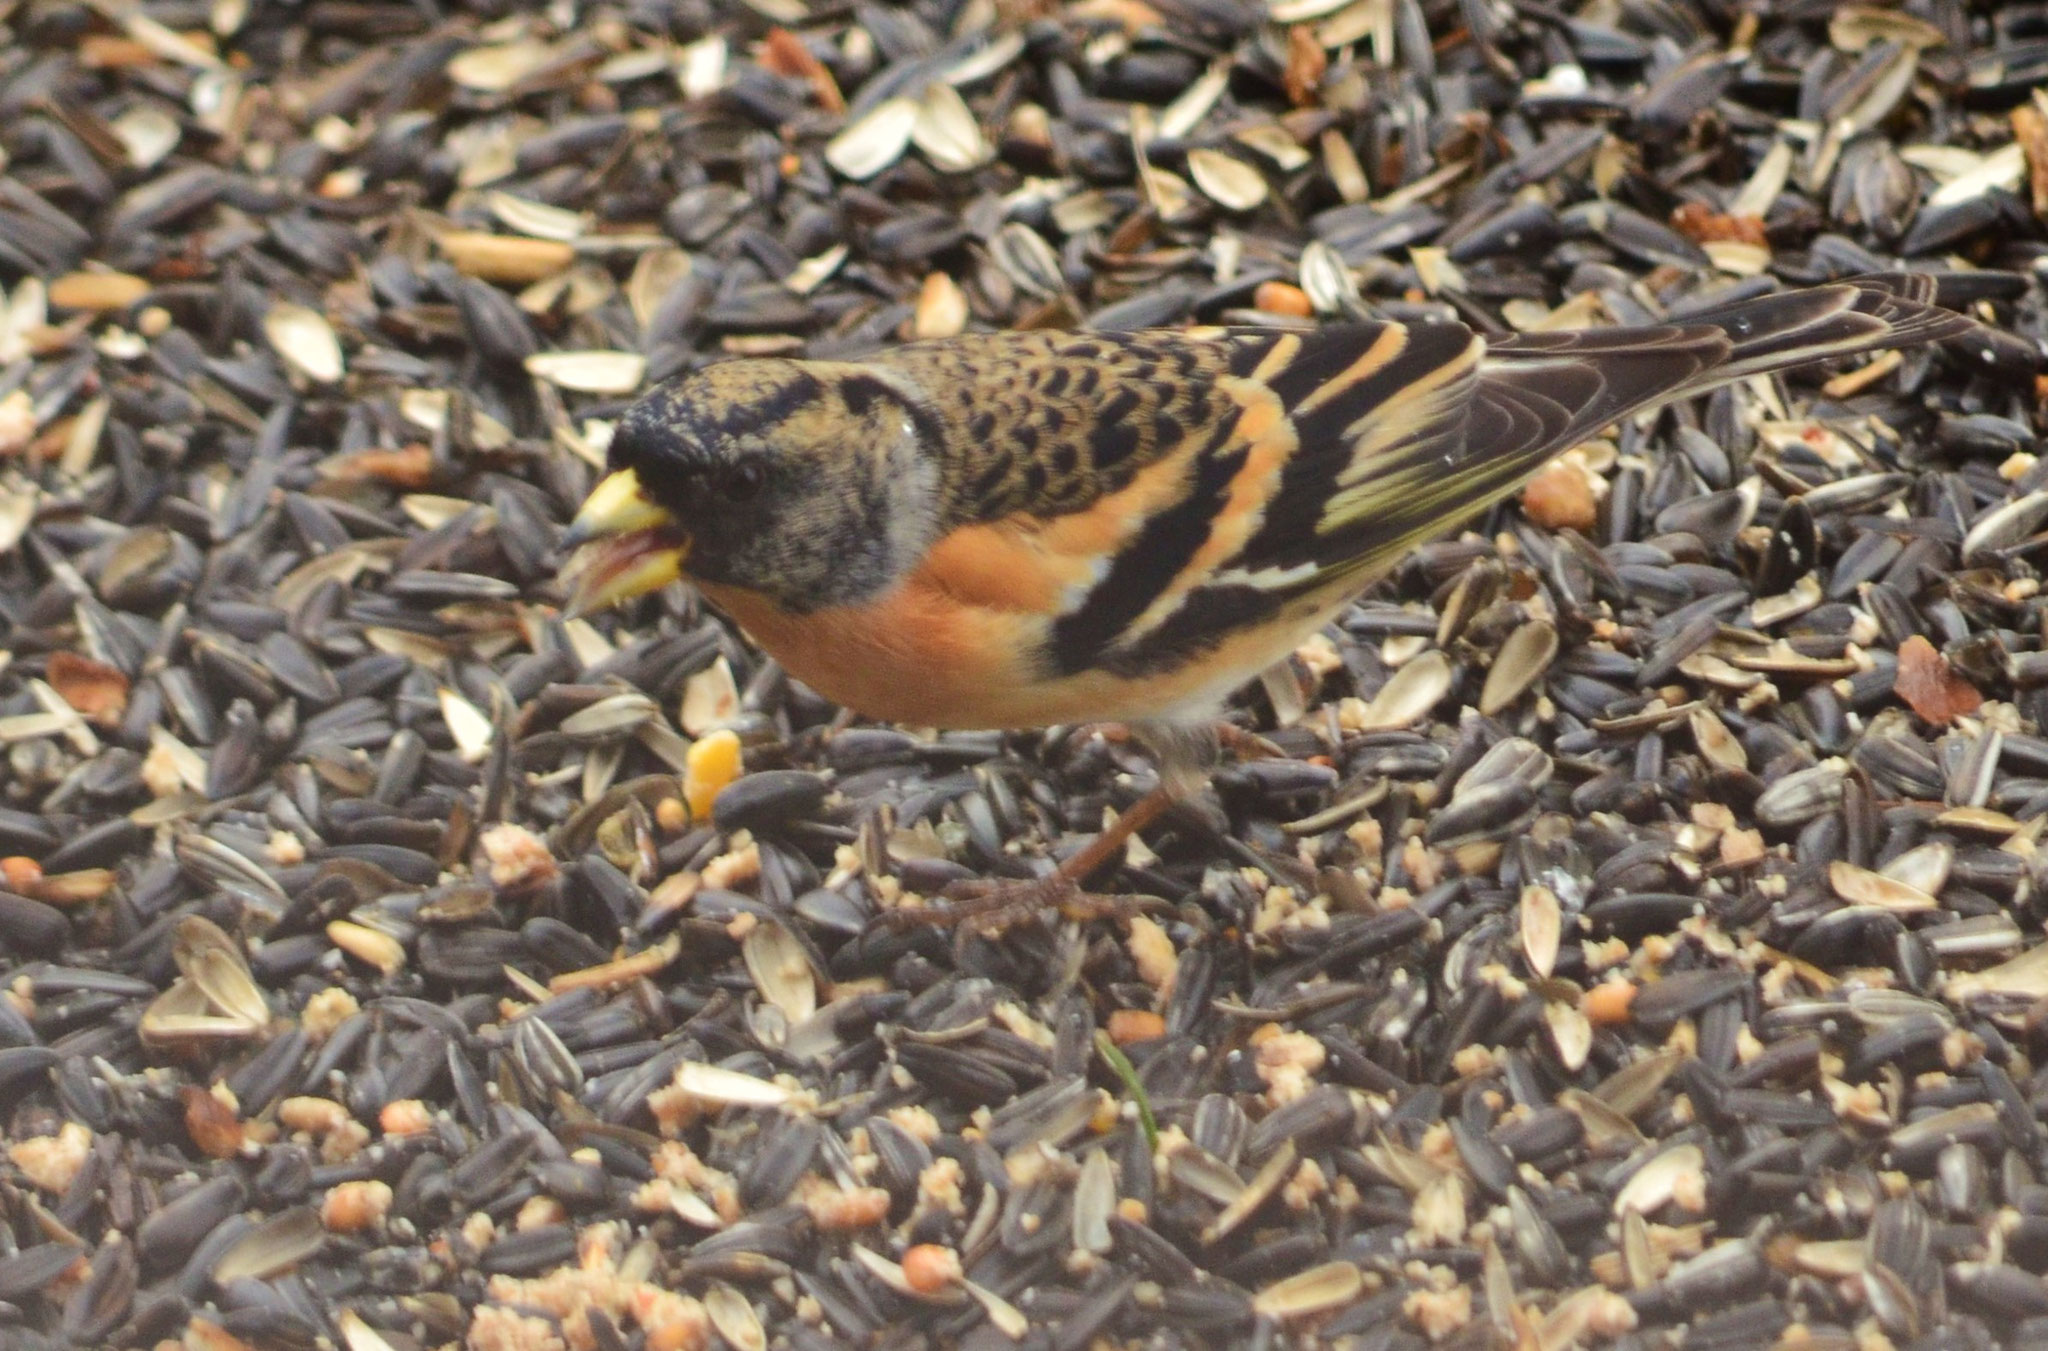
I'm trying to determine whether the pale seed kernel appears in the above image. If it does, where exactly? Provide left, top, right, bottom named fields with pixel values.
left=915, top=1156, right=966, bottom=1216
left=885, top=1104, right=940, bottom=1143
left=465, top=1305, right=565, bottom=1351
left=632, top=1287, right=712, bottom=1351
left=655, top=796, right=688, bottom=833
left=277, top=1096, right=352, bottom=1137
left=0, top=391, right=33, bottom=456
left=1254, top=1029, right=1327, bottom=1107
left=1088, top=1091, right=1120, bottom=1134
left=700, top=840, right=760, bottom=889
left=913, top=272, right=969, bottom=339
left=321, top=1179, right=393, bottom=1233
left=798, top=1176, right=891, bottom=1231
left=1403, top=1284, right=1473, bottom=1341
left=379, top=1099, right=433, bottom=1137
left=1401, top=836, right=1441, bottom=890
left=323, top=1121, right=371, bottom=1163
left=1719, top=827, right=1766, bottom=866
left=1126, top=914, right=1178, bottom=995
left=184, top=1314, right=262, bottom=1351
left=646, top=872, right=700, bottom=918
left=9, top=1121, right=91, bottom=1193
left=300, top=987, right=360, bottom=1043
left=1294, top=631, right=1344, bottom=680
left=266, top=830, right=305, bottom=866
left=1006, top=1144, right=1054, bottom=1188
left=140, top=741, right=187, bottom=798
left=463, top=1211, right=498, bottom=1251
left=1346, top=816, right=1384, bottom=865
left=1283, top=1158, right=1329, bottom=1211
left=1581, top=936, right=1631, bottom=972
left=646, top=1080, right=704, bottom=1136
left=480, top=823, right=559, bottom=891
left=649, top=1140, right=726, bottom=1190
left=991, top=1001, right=1056, bottom=1049
left=1418, top=1120, right=1458, bottom=1166
left=1450, top=1044, right=1498, bottom=1077
left=709, top=1178, right=743, bottom=1225
left=327, top=919, right=405, bottom=975
left=516, top=1195, right=568, bottom=1231
left=1690, top=801, right=1735, bottom=831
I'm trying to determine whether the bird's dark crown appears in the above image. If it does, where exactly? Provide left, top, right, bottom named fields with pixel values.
left=603, top=358, right=937, bottom=610
left=605, top=362, right=826, bottom=514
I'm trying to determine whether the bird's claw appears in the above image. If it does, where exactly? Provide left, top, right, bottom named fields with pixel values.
left=873, top=875, right=1163, bottom=937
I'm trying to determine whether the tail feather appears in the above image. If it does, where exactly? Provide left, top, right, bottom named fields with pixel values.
left=1666, top=271, right=1976, bottom=395
left=1315, top=272, right=1981, bottom=585
left=1157, top=272, right=1985, bottom=632
left=1473, top=271, right=1979, bottom=472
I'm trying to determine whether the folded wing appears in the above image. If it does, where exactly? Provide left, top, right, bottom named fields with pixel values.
left=1037, top=273, right=1971, bottom=682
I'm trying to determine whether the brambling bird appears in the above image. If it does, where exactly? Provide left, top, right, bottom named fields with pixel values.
left=561, top=273, right=1976, bottom=923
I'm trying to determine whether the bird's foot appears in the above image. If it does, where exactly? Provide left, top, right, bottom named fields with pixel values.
left=878, top=874, right=1162, bottom=937
left=1214, top=722, right=1285, bottom=761
left=1076, top=719, right=1279, bottom=761
left=868, top=784, right=1179, bottom=938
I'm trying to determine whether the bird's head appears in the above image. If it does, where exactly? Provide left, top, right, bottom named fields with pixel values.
left=561, top=359, right=939, bottom=616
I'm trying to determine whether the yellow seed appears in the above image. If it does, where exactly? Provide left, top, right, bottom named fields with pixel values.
left=321, top=1178, right=392, bottom=1232
left=1088, top=1092, right=1120, bottom=1134
left=655, top=796, right=689, bottom=833
left=378, top=1099, right=431, bottom=1136
left=327, top=920, right=405, bottom=975
left=913, top=272, right=968, bottom=339
left=435, top=230, right=574, bottom=283
left=48, top=271, right=151, bottom=312
left=685, top=729, right=742, bottom=819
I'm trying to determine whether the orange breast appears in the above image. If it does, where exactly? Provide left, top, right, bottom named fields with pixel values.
left=694, top=577, right=1046, bottom=729
left=694, top=576, right=1353, bottom=732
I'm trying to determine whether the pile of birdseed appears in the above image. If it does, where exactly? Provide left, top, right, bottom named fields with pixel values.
left=3, top=0, right=2048, bottom=1348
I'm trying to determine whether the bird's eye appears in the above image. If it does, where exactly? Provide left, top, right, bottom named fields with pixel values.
left=720, top=461, right=766, bottom=500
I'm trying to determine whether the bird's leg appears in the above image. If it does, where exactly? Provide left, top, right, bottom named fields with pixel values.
left=876, top=786, right=1176, bottom=935
left=874, top=720, right=1217, bottom=936
left=1214, top=721, right=1285, bottom=762
left=1043, top=783, right=1178, bottom=889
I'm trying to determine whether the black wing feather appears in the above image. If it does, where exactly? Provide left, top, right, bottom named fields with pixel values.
left=1009, top=274, right=1975, bottom=682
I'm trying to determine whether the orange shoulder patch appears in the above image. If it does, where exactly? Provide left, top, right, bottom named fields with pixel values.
left=916, top=523, right=1068, bottom=613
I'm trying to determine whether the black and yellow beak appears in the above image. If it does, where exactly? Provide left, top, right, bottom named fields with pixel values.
left=559, top=469, right=692, bottom=616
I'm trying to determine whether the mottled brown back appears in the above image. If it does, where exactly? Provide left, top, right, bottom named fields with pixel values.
left=873, top=329, right=1245, bottom=526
